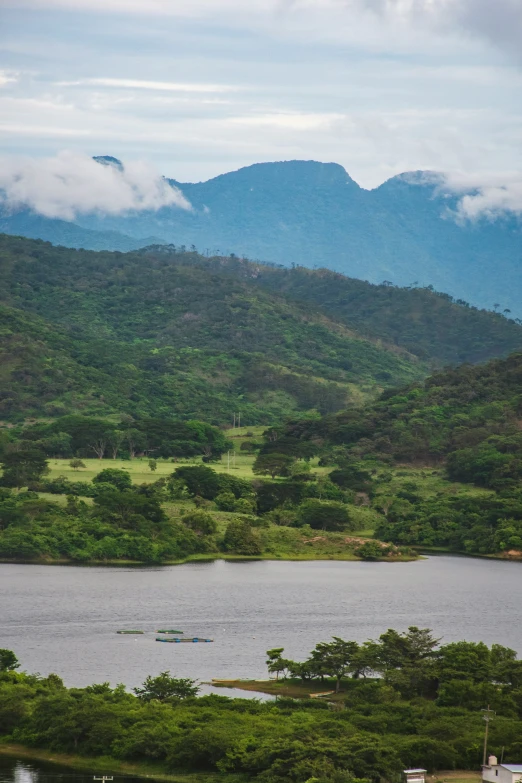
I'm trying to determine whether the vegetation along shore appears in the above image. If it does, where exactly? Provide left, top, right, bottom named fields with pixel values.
left=1, top=627, right=522, bottom=781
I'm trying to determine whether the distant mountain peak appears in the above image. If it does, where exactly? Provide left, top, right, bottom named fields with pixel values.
left=197, top=159, right=359, bottom=190
left=377, top=170, right=445, bottom=191
left=93, top=155, right=124, bottom=171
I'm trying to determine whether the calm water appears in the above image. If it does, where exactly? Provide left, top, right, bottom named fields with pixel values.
left=0, top=757, right=140, bottom=783
left=2, top=556, right=522, bottom=689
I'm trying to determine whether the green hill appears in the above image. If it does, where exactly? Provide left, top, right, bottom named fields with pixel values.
left=1, top=234, right=522, bottom=424
left=267, top=352, right=522, bottom=556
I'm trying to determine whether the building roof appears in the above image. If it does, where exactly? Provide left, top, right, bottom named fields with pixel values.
left=502, top=766, right=522, bottom=773
left=404, top=771, right=427, bottom=774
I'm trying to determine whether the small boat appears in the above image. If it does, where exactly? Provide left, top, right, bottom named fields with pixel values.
left=117, top=630, right=144, bottom=635
left=156, top=629, right=183, bottom=634
left=156, top=637, right=213, bottom=643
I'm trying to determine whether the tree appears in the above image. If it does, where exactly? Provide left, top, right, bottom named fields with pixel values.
left=309, top=637, right=360, bottom=692
left=215, top=491, right=236, bottom=511
left=133, top=671, right=199, bottom=701
left=108, top=429, right=125, bottom=460
left=94, top=487, right=166, bottom=529
left=174, top=465, right=221, bottom=499
left=89, top=431, right=112, bottom=459
left=69, top=459, right=86, bottom=471
left=253, top=453, right=295, bottom=478
left=0, top=447, right=49, bottom=489
left=266, top=648, right=292, bottom=680
left=373, top=627, right=440, bottom=697
left=297, top=499, right=353, bottom=532
left=148, top=459, right=158, bottom=472
left=222, top=520, right=262, bottom=555
left=0, top=649, right=20, bottom=672
left=182, top=511, right=217, bottom=536
left=92, top=468, right=132, bottom=491
left=125, top=428, right=146, bottom=459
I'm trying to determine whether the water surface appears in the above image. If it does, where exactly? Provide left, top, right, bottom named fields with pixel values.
left=0, top=757, right=137, bottom=783
left=2, top=556, right=521, bottom=688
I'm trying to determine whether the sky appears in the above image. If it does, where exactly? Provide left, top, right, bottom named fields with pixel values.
left=0, top=0, right=521, bottom=190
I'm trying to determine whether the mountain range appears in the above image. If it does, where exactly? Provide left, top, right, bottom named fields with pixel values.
left=1, top=159, right=521, bottom=316
left=1, top=234, right=522, bottom=425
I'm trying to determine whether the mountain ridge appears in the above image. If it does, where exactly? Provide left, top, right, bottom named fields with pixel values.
left=1, top=234, right=522, bottom=424
left=1, top=158, right=521, bottom=314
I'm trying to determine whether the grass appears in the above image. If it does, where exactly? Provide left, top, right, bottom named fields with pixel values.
left=209, top=677, right=337, bottom=698
left=372, top=466, right=494, bottom=502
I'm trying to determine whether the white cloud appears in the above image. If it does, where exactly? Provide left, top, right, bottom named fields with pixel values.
left=0, top=71, right=18, bottom=87
left=228, top=112, right=343, bottom=130
left=58, top=78, right=237, bottom=93
left=441, top=171, right=522, bottom=220
left=0, top=151, right=191, bottom=219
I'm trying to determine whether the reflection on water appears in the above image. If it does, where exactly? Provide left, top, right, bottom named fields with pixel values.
left=1, top=556, right=522, bottom=689
left=0, top=758, right=140, bottom=783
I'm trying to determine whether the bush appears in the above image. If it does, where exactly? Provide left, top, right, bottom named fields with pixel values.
left=222, top=520, right=262, bottom=556
left=297, top=499, right=354, bottom=532
left=182, top=511, right=218, bottom=536
left=355, top=541, right=385, bottom=560
left=215, top=491, right=237, bottom=512
left=92, top=468, right=132, bottom=491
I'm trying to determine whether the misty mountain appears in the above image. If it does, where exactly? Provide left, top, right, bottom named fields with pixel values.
left=2, top=159, right=521, bottom=314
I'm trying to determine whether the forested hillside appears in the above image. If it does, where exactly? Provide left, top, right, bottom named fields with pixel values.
left=1, top=234, right=522, bottom=423
left=264, top=352, right=522, bottom=555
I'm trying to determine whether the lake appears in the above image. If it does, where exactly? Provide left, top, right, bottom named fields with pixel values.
left=1, top=556, right=522, bottom=689
left=0, top=756, right=140, bottom=783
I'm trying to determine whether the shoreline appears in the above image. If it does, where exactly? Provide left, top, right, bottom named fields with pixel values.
left=0, top=743, right=230, bottom=783
left=0, top=740, right=482, bottom=783
left=0, top=552, right=418, bottom=567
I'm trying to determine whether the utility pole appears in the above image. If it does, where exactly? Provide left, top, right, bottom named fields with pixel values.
left=227, top=450, right=230, bottom=471
left=482, top=705, right=495, bottom=766
left=94, top=777, right=114, bottom=783
left=233, top=413, right=236, bottom=429
left=238, top=412, right=241, bottom=429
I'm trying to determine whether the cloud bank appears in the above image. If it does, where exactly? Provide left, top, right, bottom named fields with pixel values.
left=351, top=0, right=522, bottom=52
left=0, top=151, right=191, bottom=220
left=441, top=172, right=522, bottom=220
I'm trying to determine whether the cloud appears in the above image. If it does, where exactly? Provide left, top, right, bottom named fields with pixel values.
left=440, top=171, right=522, bottom=220
left=0, top=71, right=18, bottom=87
left=58, top=78, right=237, bottom=93
left=0, top=151, right=191, bottom=220
left=349, top=0, right=522, bottom=57
left=7, top=0, right=522, bottom=56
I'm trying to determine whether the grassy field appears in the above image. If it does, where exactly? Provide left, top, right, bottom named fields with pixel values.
left=42, top=450, right=486, bottom=546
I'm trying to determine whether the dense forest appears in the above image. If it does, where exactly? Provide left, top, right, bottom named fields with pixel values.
left=2, top=235, right=522, bottom=423
left=2, top=627, right=522, bottom=780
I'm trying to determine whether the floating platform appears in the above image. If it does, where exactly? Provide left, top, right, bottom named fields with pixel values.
left=156, top=637, right=213, bottom=643
left=117, top=630, right=144, bottom=635
left=156, top=629, right=183, bottom=634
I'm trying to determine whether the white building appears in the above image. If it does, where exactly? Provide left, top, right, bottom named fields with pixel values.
left=483, top=756, right=522, bottom=783
left=404, top=770, right=426, bottom=783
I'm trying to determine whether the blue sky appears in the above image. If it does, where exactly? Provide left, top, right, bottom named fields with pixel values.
left=1, top=0, right=521, bottom=189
